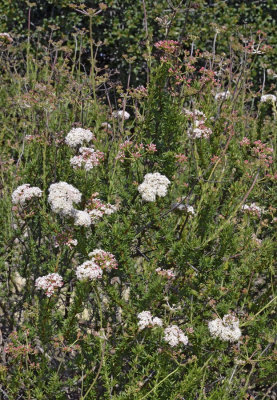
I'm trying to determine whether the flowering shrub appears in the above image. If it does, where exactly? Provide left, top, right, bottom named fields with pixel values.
left=0, top=7, right=276, bottom=400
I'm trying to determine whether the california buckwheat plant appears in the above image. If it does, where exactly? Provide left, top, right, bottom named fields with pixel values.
left=1, top=3, right=276, bottom=399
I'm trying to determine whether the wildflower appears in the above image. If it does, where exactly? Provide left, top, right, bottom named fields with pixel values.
left=35, top=273, right=63, bottom=297
left=154, top=40, right=179, bottom=54
left=208, top=314, right=241, bottom=342
left=66, top=238, right=78, bottom=248
left=215, top=91, right=231, bottom=101
left=175, top=154, right=188, bottom=163
left=48, top=182, right=82, bottom=216
left=138, top=172, right=170, bottom=202
left=72, top=210, right=92, bottom=227
left=101, top=122, right=112, bottom=129
left=65, top=127, right=94, bottom=148
left=12, top=184, right=42, bottom=206
left=70, top=147, right=104, bottom=171
left=261, top=94, right=276, bottom=103
left=0, top=32, right=13, bottom=43
left=184, top=109, right=212, bottom=139
left=241, top=203, right=263, bottom=217
left=76, top=260, right=103, bottom=281
left=240, top=137, right=251, bottom=146
left=146, top=143, right=157, bottom=153
left=85, top=194, right=118, bottom=223
left=112, top=110, right=130, bottom=120
left=156, top=268, right=176, bottom=279
left=164, top=325, right=188, bottom=347
left=89, top=249, right=118, bottom=270
left=137, top=311, right=163, bottom=330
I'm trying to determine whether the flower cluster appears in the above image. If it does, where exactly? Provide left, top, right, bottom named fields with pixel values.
left=184, top=109, right=212, bottom=139
left=0, top=32, right=13, bottom=43
left=137, top=311, right=163, bottom=330
left=208, top=314, right=241, bottom=342
left=138, top=172, right=170, bottom=202
left=251, top=140, right=273, bottom=168
left=53, top=230, right=78, bottom=249
left=72, top=210, right=92, bottom=227
left=65, top=127, right=95, bottom=147
left=156, top=268, right=176, bottom=279
left=48, top=182, right=93, bottom=226
left=35, top=273, right=64, bottom=297
left=261, top=94, right=276, bottom=103
left=241, top=203, right=263, bottom=217
left=115, top=140, right=157, bottom=163
left=129, top=85, right=148, bottom=99
left=163, top=325, right=189, bottom=347
left=76, top=260, right=103, bottom=281
left=48, top=182, right=82, bottom=216
left=70, top=147, right=104, bottom=171
left=12, top=184, right=42, bottom=206
left=85, top=193, right=118, bottom=223
left=88, top=249, right=118, bottom=271
left=112, top=110, right=130, bottom=120
left=215, top=90, right=231, bottom=101
left=175, top=153, right=188, bottom=163
left=154, top=40, right=179, bottom=54
left=239, top=137, right=251, bottom=146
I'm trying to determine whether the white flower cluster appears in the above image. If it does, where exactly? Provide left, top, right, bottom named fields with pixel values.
left=112, top=110, right=130, bottom=120
left=72, top=210, right=92, bottom=227
left=137, top=311, right=163, bottom=330
left=208, top=314, right=241, bottom=342
left=70, top=147, right=104, bottom=171
left=241, top=203, right=263, bottom=217
left=12, top=184, right=42, bottom=206
left=163, top=325, right=188, bottom=347
left=88, top=249, right=118, bottom=270
left=76, top=260, right=103, bottom=281
left=156, top=267, right=176, bottom=279
left=215, top=90, right=231, bottom=101
left=48, top=182, right=94, bottom=227
left=65, top=127, right=94, bottom=147
left=35, top=273, right=63, bottom=297
left=261, top=94, right=276, bottom=103
left=48, top=182, right=82, bottom=216
left=138, top=172, right=170, bottom=202
left=184, top=109, right=212, bottom=139
left=86, top=195, right=118, bottom=223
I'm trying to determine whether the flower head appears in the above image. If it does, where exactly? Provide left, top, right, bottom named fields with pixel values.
left=112, top=110, right=130, bottom=120
left=35, top=273, right=63, bottom=297
left=164, top=325, right=188, bottom=347
left=89, top=249, right=118, bottom=271
left=208, top=314, right=241, bottom=342
left=215, top=91, right=231, bottom=101
left=65, top=127, right=94, bottom=147
left=12, top=184, right=42, bottom=206
left=48, top=182, right=82, bottom=216
left=138, top=172, right=170, bottom=202
left=76, top=260, right=103, bottom=281
left=70, top=147, right=104, bottom=171
left=137, top=311, right=163, bottom=330
left=261, top=94, right=276, bottom=103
